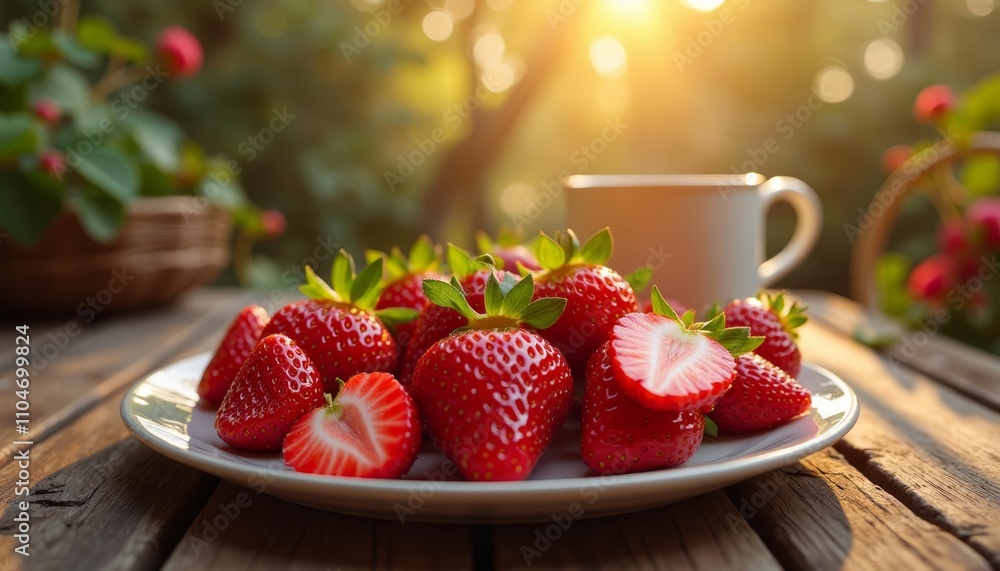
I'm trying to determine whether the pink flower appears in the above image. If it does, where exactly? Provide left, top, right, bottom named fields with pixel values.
left=156, top=26, right=204, bottom=78
left=39, top=150, right=66, bottom=179
left=261, top=209, right=286, bottom=238
left=912, top=84, right=955, bottom=124
left=32, top=99, right=60, bottom=123
left=880, top=145, right=911, bottom=175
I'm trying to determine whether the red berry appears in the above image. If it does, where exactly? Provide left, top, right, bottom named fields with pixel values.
left=967, top=197, right=1000, bottom=246
left=492, top=244, right=541, bottom=271
left=157, top=26, right=204, bottom=77
left=937, top=220, right=968, bottom=253
left=907, top=254, right=955, bottom=301
left=38, top=150, right=66, bottom=179
left=609, top=312, right=736, bottom=412
left=881, top=144, right=912, bottom=174
left=283, top=372, right=422, bottom=479
left=913, top=84, right=955, bottom=124
left=376, top=271, right=446, bottom=356
left=198, top=305, right=270, bottom=406
left=215, top=334, right=325, bottom=452
left=582, top=342, right=704, bottom=475
left=723, top=292, right=805, bottom=378
left=261, top=209, right=286, bottom=238
left=32, top=99, right=60, bottom=123
left=708, top=353, right=812, bottom=432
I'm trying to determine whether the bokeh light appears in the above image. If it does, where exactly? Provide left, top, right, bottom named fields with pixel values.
left=814, top=66, right=855, bottom=103
left=499, top=182, right=536, bottom=216
left=863, top=39, right=904, bottom=80
left=422, top=10, right=454, bottom=42
left=486, top=0, right=514, bottom=11
left=589, top=36, right=628, bottom=79
left=680, top=0, right=726, bottom=12
left=473, top=29, right=506, bottom=68
left=482, top=57, right=520, bottom=93
left=965, top=0, right=996, bottom=16
left=444, top=0, right=476, bottom=20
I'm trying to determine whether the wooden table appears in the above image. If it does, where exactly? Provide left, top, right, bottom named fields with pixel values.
left=1, top=289, right=998, bottom=570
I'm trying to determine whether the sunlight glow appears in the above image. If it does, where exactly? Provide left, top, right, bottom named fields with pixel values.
left=680, top=0, right=726, bottom=12
left=422, top=11, right=454, bottom=42
left=473, top=30, right=506, bottom=68
left=965, top=0, right=996, bottom=16
left=814, top=66, right=855, bottom=104
left=481, top=56, right=521, bottom=93
left=444, top=0, right=476, bottom=20
left=486, top=0, right=514, bottom=11
left=589, top=36, right=628, bottom=79
left=863, top=39, right=904, bottom=80
left=499, top=182, right=536, bottom=216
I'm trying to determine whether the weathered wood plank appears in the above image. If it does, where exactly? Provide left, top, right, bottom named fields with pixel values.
left=491, top=491, right=781, bottom=570
left=798, top=290, right=1000, bottom=412
left=161, top=482, right=474, bottom=570
left=798, top=317, right=1000, bottom=567
left=726, top=449, right=989, bottom=570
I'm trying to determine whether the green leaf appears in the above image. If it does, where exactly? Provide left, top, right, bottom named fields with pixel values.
left=624, top=266, right=652, bottom=293
left=409, top=234, right=438, bottom=270
left=422, top=279, right=480, bottom=321
left=375, top=307, right=419, bottom=326
left=875, top=253, right=912, bottom=318
left=331, top=250, right=354, bottom=300
left=0, top=170, right=63, bottom=244
left=650, top=287, right=682, bottom=322
left=125, top=110, right=183, bottom=173
left=196, top=162, right=246, bottom=209
left=447, top=243, right=477, bottom=277
left=501, top=274, right=533, bottom=316
left=51, top=31, right=100, bottom=68
left=704, top=417, right=718, bottom=437
left=27, top=63, right=90, bottom=117
left=300, top=265, right=338, bottom=301
left=0, top=41, right=42, bottom=87
left=0, top=112, right=40, bottom=157
left=712, top=327, right=764, bottom=357
left=961, top=154, right=1000, bottom=198
left=72, top=147, right=139, bottom=202
left=483, top=273, right=503, bottom=316
left=76, top=16, right=118, bottom=52
left=75, top=185, right=125, bottom=243
left=351, top=257, right=383, bottom=308
left=519, top=298, right=567, bottom=330
left=578, top=227, right=613, bottom=265
left=700, top=311, right=726, bottom=335
left=536, top=233, right=566, bottom=270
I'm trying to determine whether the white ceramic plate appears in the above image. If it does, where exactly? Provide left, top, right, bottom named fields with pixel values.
left=121, top=353, right=859, bottom=523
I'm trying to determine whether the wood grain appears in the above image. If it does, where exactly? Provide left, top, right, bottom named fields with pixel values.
left=799, top=317, right=1000, bottom=567
left=161, top=482, right=474, bottom=570
left=726, top=449, right=989, bottom=570
left=491, top=491, right=781, bottom=570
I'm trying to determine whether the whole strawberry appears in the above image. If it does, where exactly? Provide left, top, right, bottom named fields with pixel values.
left=262, top=250, right=417, bottom=393
left=398, top=245, right=518, bottom=386
left=709, top=353, right=812, bottom=432
left=198, top=305, right=270, bottom=407
left=582, top=342, right=705, bottom=475
left=610, top=287, right=763, bottom=412
left=215, top=334, right=325, bottom=452
left=368, top=235, right=446, bottom=353
left=411, top=273, right=573, bottom=481
left=529, top=228, right=638, bottom=375
left=723, top=291, right=807, bottom=378
left=284, top=372, right=421, bottom=478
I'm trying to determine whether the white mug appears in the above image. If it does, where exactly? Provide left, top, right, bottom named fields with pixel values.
left=564, top=174, right=822, bottom=311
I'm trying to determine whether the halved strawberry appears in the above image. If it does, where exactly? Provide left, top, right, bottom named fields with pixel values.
left=198, top=305, right=270, bottom=407
left=709, top=353, right=812, bottom=432
left=609, top=287, right=763, bottom=412
left=215, top=334, right=325, bottom=452
left=283, top=372, right=421, bottom=479
left=368, top=235, right=446, bottom=353
left=723, top=291, right=807, bottom=378
left=582, top=342, right=704, bottom=475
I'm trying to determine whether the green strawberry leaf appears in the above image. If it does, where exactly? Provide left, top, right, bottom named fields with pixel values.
left=578, top=227, right=613, bottom=265
left=704, top=417, right=719, bottom=437
left=331, top=250, right=354, bottom=300
left=711, top=326, right=764, bottom=357
left=624, top=266, right=652, bottom=293
left=700, top=312, right=726, bottom=335
left=499, top=272, right=520, bottom=295
left=423, top=279, right=480, bottom=321
left=351, top=256, right=383, bottom=307
left=650, top=287, right=683, bottom=322
left=501, top=274, right=533, bottom=315
left=448, top=243, right=479, bottom=277
left=536, top=233, right=566, bottom=270
left=301, top=266, right=338, bottom=301
left=681, top=310, right=696, bottom=328
left=375, top=307, right=419, bottom=326
left=519, top=298, right=567, bottom=330
left=409, top=234, right=438, bottom=270
left=484, top=272, right=504, bottom=315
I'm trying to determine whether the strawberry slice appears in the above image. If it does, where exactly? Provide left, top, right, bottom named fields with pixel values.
left=709, top=353, right=813, bottom=432
left=198, top=305, right=270, bottom=407
left=283, top=372, right=421, bottom=479
left=609, top=287, right=763, bottom=412
left=215, top=334, right=324, bottom=452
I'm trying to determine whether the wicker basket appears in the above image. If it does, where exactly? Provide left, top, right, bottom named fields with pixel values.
left=850, top=131, right=1000, bottom=308
left=0, top=196, right=231, bottom=316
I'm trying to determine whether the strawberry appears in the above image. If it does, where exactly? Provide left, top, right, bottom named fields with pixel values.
left=708, top=353, right=813, bottom=432
left=368, top=235, right=446, bottom=353
left=283, top=372, right=422, bottom=478
left=197, top=305, right=270, bottom=407
left=609, top=287, right=763, bottom=412
left=215, top=334, right=325, bottom=452
left=397, top=245, right=518, bottom=386
left=723, top=291, right=807, bottom=378
left=528, top=228, right=638, bottom=375
left=410, top=273, right=573, bottom=481
left=476, top=229, right=541, bottom=271
left=262, top=250, right=418, bottom=394
left=582, top=342, right=705, bottom=475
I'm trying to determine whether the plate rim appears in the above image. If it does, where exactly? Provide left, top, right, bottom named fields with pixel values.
left=121, top=353, right=860, bottom=496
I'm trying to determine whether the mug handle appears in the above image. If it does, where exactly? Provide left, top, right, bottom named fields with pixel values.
left=758, top=176, right=823, bottom=286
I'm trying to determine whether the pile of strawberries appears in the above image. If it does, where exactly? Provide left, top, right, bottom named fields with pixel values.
left=198, top=229, right=813, bottom=481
